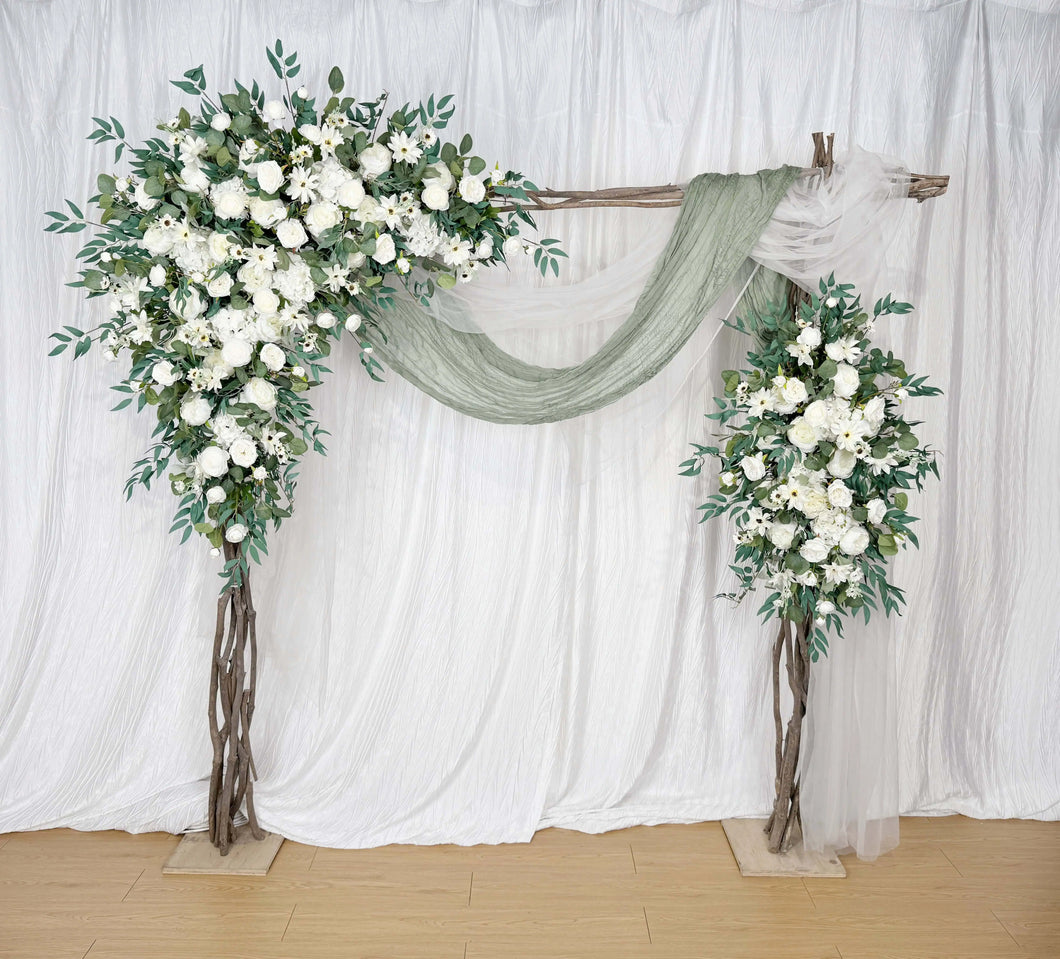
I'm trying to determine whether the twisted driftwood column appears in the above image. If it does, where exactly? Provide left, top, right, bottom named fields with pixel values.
left=207, top=540, right=265, bottom=853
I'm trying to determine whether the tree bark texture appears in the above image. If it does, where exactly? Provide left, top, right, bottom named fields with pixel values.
left=207, top=541, right=264, bottom=853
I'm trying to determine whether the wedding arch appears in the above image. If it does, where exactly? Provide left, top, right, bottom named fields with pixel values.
left=47, top=44, right=947, bottom=858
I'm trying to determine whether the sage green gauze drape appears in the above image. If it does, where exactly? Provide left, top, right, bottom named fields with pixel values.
left=375, top=167, right=800, bottom=425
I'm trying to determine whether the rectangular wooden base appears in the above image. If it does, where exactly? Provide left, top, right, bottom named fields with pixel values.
left=722, top=818, right=846, bottom=877
left=162, top=826, right=284, bottom=876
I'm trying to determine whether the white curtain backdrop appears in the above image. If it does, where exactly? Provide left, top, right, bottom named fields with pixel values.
left=1, top=0, right=1058, bottom=858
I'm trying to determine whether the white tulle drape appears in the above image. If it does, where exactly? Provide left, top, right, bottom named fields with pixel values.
left=2, top=0, right=1058, bottom=861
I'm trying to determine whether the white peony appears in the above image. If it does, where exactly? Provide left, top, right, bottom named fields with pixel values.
left=863, top=395, right=886, bottom=431
left=802, top=399, right=834, bottom=432
left=249, top=197, right=287, bottom=227
left=205, top=485, right=227, bottom=504
left=212, top=185, right=248, bottom=220
left=276, top=219, right=308, bottom=249
left=796, top=326, right=822, bottom=349
left=259, top=343, right=286, bottom=372
left=336, top=178, right=366, bottom=209
left=314, top=311, right=336, bottom=329
left=866, top=498, right=887, bottom=524
left=221, top=338, right=253, bottom=368
left=224, top=523, right=248, bottom=543
left=827, top=480, right=853, bottom=509
left=241, top=376, right=277, bottom=411
left=253, top=289, right=280, bottom=314
left=739, top=453, right=767, bottom=481
left=372, top=233, right=396, bottom=264
left=207, top=232, right=232, bottom=263
left=262, top=100, right=286, bottom=122
left=787, top=417, right=819, bottom=454
left=358, top=143, right=392, bottom=179
left=206, top=272, right=233, bottom=298
left=827, top=448, right=857, bottom=479
left=304, top=200, right=342, bottom=237
left=179, top=163, right=211, bottom=194
left=799, top=489, right=830, bottom=519
left=142, top=225, right=175, bottom=256
left=180, top=393, right=212, bottom=425
left=152, top=360, right=180, bottom=387
left=839, top=525, right=870, bottom=556
left=426, top=161, right=454, bottom=190
left=832, top=362, right=861, bottom=399
left=458, top=175, right=486, bottom=203
left=197, top=445, right=230, bottom=478
left=800, top=538, right=832, bottom=563
left=354, top=196, right=385, bottom=224
left=768, top=521, right=798, bottom=550
left=421, top=181, right=450, bottom=211
left=229, top=436, right=258, bottom=468
left=298, top=123, right=322, bottom=144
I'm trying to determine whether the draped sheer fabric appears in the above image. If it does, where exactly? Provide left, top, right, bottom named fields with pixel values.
left=1, top=0, right=1058, bottom=860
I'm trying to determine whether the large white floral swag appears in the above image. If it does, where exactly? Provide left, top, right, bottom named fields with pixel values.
left=47, top=41, right=564, bottom=591
left=45, top=41, right=564, bottom=854
left=682, top=275, right=941, bottom=852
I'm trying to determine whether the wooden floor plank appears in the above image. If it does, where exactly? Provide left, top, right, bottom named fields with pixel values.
left=0, top=817, right=1055, bottom=959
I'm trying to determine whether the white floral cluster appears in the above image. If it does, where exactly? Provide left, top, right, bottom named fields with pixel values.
left=685, top=279, right=940, bottom=652
left=50, top=50, right=555, bottom=580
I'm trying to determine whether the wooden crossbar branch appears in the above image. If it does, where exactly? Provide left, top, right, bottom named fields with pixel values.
left=502, top=132, right=948, bottom=211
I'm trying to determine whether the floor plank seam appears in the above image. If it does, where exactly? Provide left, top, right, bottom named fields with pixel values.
left=281, top=903, right=297, bottom=942
left=643, top=906, right=652, bottom=944
left=468, top=871, right=474, bottom=907
left=307, top=845, right=319, bottom=872
left=938, top=846, right=964, bottom=877
left=802, top=877, right=817, bottom=908
left=121, top=867, right=145, bottom=902
left=629, top=843, right=638, bottom=874
left=991, top=909, right=1022, bottom=950
left=80, top=940, right=97, bottom=959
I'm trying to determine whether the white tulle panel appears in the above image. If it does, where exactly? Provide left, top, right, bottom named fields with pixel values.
left=1, top=0, right=1058, bottom=861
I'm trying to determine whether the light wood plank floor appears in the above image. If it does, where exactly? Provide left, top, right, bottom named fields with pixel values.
left=1, top=817, right=1057, bottom=959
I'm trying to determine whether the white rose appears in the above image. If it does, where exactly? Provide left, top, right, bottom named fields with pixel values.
left=840, top=525, right=870, bottom=556
left=458, top=175, right=486, bottom=203
left=426, top=161, right=454, bottom=191
left=396, top=256, right=410, bottom=274
left=224, top=523, right=248, bottom=543
left=142, top=225, right=174, bottom=256
left=210, top=111, right=231, bottom=131
left=298, top=123, right=322, bottom=144
left=768, top=521, right=798, bottom=550
left=241, top=376, right=278, bottom=411
left=502, top=236, right=525, bottom=259
left=151, top=360, right=180, bottom=387
left=866, top=498, right=887, bottom=524
left=833, top=362, right=861, bottom=399
left=304, top=200, right=342, bottom=237
left=252, top=466, right=267, bottom=480
left=276, top=218, right=308, bottom=248
left=314, top=311, right=336, bottom=329
left=372, top=233, right=396, bottom=264
left=180, top=393, right=212, bottom=425
left=817, top=600, right=836, bottom=615
left=197, top=445, right=230, bottom=478
left=720, top=470, right=736, bottom=487
left=421, top=182, right=450, bottom=211
left=229, top=436, right=258, bottom=468
left=358, top=143, right=392, bottom=179
left=345, top=314, right=362, bottom=334
left=134, top=180, right=159, bottom=211
left=739, top=454, right=767, bottom=482
left=827, top=480, right=853, bottom=509
left=253, top=289, right=280, bottom=314
left=863, top=395, right=886, bottom=430
left=354, top=196, right=385, bottom=224
left=168, top=288, right=204, bottom=320
left=249, top=197, right=287, bottom=227
left=797, top=326, right=822, bottom=349
left=213, top=189, right=248, bottom=220
left=825, top=296, right=838, bottom=308
left=259, top=343, right=286, bottom=372
left=800, top=538, right=832, bottom=563
left=779, top=377, right=809, bottom=408
left=149, top=264, right=167, bottom=287
left=206, top=272, right=233, bottom=297
left=180, top=164, right=210, bottom=194
left=262, top=100, right=286, bottom=122
left=207, top=232, right=232, bottom=262
left=336, top=178, right=366, bottom=209
left=787, top=417, right=819, bottom=454
left=205, top=485, right=227, bottom=504
left=828, top=449, right=857, bottom=479
left=254, top=159, right=284, bottom=195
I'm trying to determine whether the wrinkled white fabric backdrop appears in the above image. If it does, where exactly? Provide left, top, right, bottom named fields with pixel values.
left=1, top=0, right=1058, bottom=856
